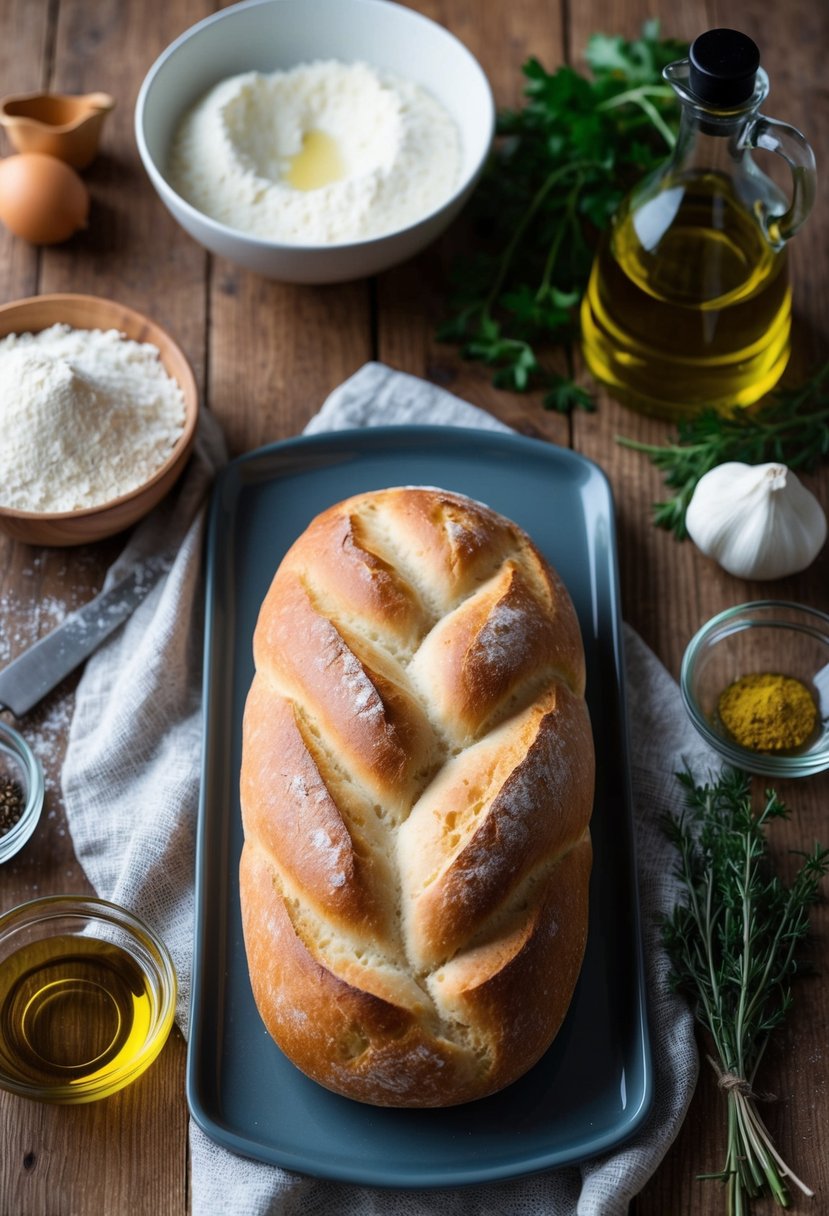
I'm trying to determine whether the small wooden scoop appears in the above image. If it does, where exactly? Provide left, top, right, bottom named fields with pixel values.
left=0, top=90, right=115, bottom=168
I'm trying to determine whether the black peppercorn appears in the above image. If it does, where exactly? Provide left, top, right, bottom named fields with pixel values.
left=0, top=774, right=25, bottom=836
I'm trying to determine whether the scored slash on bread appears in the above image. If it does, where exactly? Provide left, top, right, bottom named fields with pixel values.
left=239, top=486, right=595, bottom=1106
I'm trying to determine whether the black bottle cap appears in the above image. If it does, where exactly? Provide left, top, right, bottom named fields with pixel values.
left=689, top=28, right=760, bottom=106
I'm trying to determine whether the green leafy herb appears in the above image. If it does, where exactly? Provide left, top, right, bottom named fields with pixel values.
left=437, top=22, right=687, bottom=410
left=663, top=769, right=829, bottom=1214
left=617, top=361, right=829, bottom=538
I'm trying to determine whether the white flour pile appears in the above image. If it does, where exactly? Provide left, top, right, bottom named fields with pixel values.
left=168, top=60, right=462, bottom=244
left=0, top=324, right=186, bottom=512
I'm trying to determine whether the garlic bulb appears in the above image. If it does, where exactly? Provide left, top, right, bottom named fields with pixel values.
left=685, top=461, right=827, bottom=580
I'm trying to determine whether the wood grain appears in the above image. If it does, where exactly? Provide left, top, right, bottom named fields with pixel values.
left=0, top=1, right=826, bottom=1213
left=564, top=3, right=829, bottom=1213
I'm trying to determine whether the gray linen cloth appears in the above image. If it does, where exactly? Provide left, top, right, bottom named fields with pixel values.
left=63, top=362, right=710, bottom=1215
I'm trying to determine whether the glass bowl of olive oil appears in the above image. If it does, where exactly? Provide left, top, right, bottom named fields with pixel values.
left=0, top=719, right=45, bottom=865
left=681, top=601, right=829, bottom=778
left=0, top=895, right=176, bottom=1103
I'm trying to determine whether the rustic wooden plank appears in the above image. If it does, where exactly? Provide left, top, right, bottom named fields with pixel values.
left=207, top=0, right=373, bottom=452
left=0, top=0, right=47, bottom=303
left=566, top=0, right=708, bottom=671
left=0, top=1032, right=188, bottom=1216
left=0, top=3, right=210, bottom=1215
left=568, top=0, right=829, bottom=661
left=564, top=3, right=829, bottom=1215
left=377, top=0, right=572, bottom=445
left=0, top=0, right=93, bottom=1039
left=709, top=0, right=829, bottom=381
left=38, top=0, right=211, bottom=391
left=208, top=262, right=373, bottom=453
left=1, top=2, right=826, bottom=1214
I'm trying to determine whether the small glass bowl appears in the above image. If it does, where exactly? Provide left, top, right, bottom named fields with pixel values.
left=681, top=601, right=829, bottom=778
left=0, top=895, right=177, bottom=1103
left=0, top=719, right=45, bottom=863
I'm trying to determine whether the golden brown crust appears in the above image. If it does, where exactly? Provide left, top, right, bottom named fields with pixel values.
left=240, top=678, right=391, bottom=943
left=239, top=486, right=595, bottom=1106
left=399, top=683, right=594, bottom=970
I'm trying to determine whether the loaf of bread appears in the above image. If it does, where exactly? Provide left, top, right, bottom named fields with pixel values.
left=239, top=486, right=594, bottom=1107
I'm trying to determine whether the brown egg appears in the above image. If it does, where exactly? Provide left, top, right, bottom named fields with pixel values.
left=0, top=152, right=89, bottom=244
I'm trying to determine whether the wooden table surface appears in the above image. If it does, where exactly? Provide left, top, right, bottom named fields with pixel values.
left=1, top=1, right=826, bottom=1213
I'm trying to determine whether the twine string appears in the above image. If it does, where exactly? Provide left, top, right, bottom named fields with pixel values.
left=706, top=1054, right=776, bottom=1102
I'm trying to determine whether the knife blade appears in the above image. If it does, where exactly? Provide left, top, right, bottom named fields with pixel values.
left=0, top=558, right=168, bottom=718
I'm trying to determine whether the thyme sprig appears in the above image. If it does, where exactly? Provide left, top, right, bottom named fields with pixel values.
left=663, top=769, right=829, bottom=1214
left=617, top=361, right=829, bottom=538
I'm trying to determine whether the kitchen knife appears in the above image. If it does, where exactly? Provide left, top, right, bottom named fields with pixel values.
left=0, top=558, right=168, bottom=717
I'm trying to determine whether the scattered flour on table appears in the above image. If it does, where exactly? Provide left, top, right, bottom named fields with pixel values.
left=0, top=324, right=186, bottom=512
left=0, top=579, right=77, bottom=794
left=168, top=60, right=462, bottom=243
left=0, top=553, right=168, bottom=791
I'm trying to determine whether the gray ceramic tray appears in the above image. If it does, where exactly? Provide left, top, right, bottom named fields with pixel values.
left=189, top=425, right=651, bottom=1187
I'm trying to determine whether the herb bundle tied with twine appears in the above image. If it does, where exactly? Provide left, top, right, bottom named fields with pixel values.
left=662, top=769, right=829, bottom=1214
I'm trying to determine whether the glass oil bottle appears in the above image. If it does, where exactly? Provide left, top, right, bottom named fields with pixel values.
left=580, top=28, right=816, bottom=421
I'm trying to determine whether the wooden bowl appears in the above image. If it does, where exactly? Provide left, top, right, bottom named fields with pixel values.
left=0, top=294, right=198, bottom=546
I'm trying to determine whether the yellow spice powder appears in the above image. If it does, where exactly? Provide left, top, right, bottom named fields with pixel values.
left=718, top=672, right=818, bottom=752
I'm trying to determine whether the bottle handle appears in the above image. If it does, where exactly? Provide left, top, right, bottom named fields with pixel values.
left=742, top=115, right=817, bottom=245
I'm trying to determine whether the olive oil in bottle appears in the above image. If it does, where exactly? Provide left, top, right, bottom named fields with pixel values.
left=580, top=28, right=816, bottom=422
left=581, top=173, right=792, bottom=419
left=0, top=933, right=153, bottom=1093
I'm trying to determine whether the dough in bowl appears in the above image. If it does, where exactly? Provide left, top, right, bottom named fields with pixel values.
left=239, top=486, right=595, bottom=1106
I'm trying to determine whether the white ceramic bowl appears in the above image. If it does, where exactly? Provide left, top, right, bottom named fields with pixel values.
left=135, top=0, right=495, bottom=284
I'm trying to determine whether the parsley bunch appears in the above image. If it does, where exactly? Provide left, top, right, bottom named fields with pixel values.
left=437, top=22, right=686, bottom=411
left=618, top=361, right=829, bottom=538
left=663, top=770, right=829, bottom=1214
